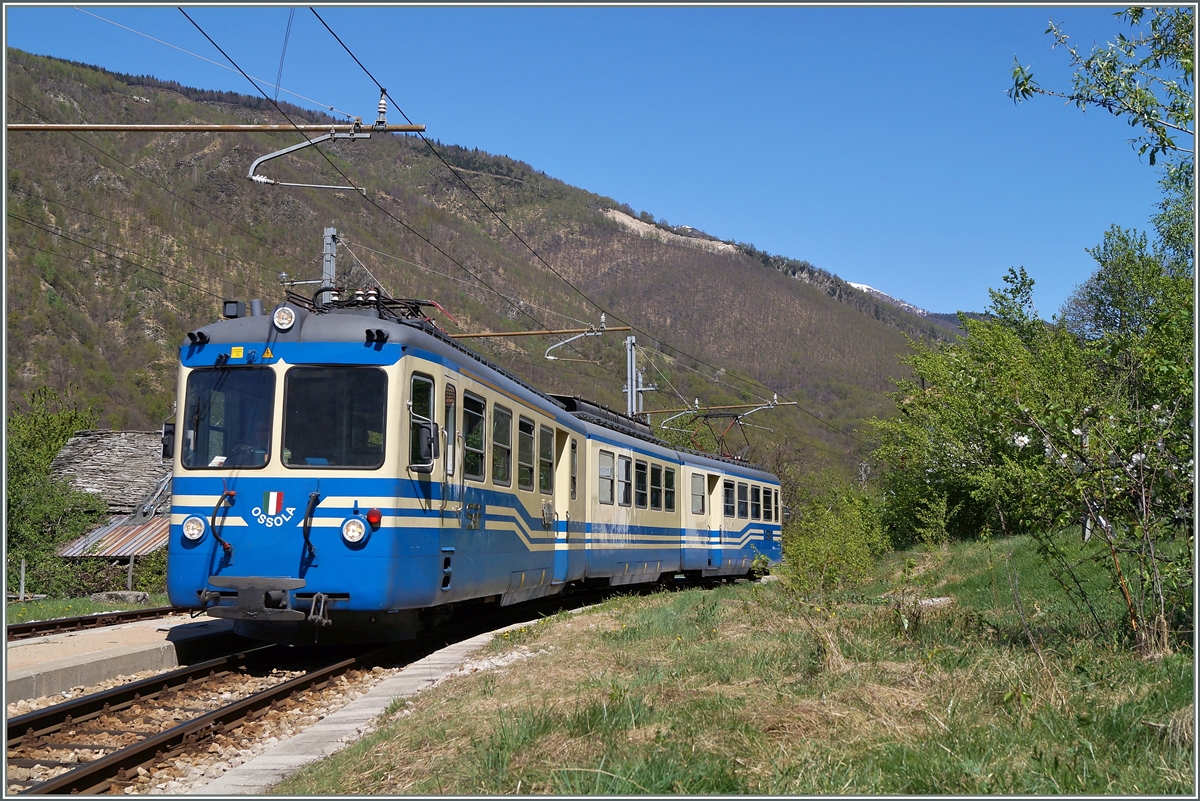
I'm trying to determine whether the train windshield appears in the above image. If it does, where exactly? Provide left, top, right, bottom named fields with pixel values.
left=181, top=367, right=275, bottom=469
left=282, top=367, right=387, bottom=469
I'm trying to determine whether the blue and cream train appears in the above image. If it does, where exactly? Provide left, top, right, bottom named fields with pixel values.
left=166, top=289, right=782, bottom=642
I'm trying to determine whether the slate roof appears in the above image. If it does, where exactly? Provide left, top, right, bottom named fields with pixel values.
left=52, top=430, right=172, bottom=559
left=50, top=430, right=168, bottom=515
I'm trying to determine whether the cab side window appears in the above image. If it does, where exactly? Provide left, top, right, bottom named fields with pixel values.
left=692, top=474, right=706, bottom=515
left=408, top=374, right=435, bottom=467
left=723, top=480, right=735, bottom=517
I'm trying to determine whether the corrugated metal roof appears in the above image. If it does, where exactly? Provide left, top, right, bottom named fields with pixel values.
left=58, top=514, right=171, bottom=558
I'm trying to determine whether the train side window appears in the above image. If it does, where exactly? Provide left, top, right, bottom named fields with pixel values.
left=492, top=405, right=512, bottom=486
left=691, top=474, right=706, bottom=515
left=774, top=489, right=781, bottom=522
left=570, top=439, right=578, bottom=500
left=737, top=482, right=749, bottom=519
left=517, top=417, right=535, bottom=491
left=444, top=384, right=456, bottom=476
left=462, top=393, right=486, bottom=481
left=723, top=481, right=735, bottom=517
left=618, top=456, right=632, bottom=507
left=538, top=425, right=554, bottom=494
left=599, top=450, right=614, bottom=504
left=408, top=374, right=437, bottom=471
left=635, top=460, right=648, bottom=508
left=751, top=486, right=761, bottom=520
left=763, top=485, right=773, bottom=521
left=664, top=467, right=676, bottom=513
left=650, top=464, right=662, bottom=510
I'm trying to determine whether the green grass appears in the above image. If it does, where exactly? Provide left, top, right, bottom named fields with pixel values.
left=272, top=536, right=1193, bottom=795
left=4, top=593, right=171, bottom=624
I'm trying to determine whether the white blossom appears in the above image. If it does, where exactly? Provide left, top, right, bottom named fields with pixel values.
left=1011, top=433, right=1031, bottom=448
left=1130, top=453, right=1146, bottom=465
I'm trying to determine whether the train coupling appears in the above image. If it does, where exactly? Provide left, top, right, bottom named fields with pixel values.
left=203, top=576, right=307, bottom=622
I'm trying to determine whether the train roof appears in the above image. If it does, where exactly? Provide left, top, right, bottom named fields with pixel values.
left=186, top=296, right=565, bottom=411
left=185, top=296, right=775, bottom=480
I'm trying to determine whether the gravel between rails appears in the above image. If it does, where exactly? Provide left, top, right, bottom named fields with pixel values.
left=6, top=662, right=405, bottom=795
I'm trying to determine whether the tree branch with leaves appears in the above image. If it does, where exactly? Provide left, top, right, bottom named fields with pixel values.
left=1009, top=6, right=1194, bottom=165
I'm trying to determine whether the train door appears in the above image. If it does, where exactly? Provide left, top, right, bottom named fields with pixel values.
left=680, top=469, right=704, bottom=571
left=552, top=430, right=583, bottom=585
left=439, top=380, right=459, bottom=593
left=709, top=475, right=725, bottom=570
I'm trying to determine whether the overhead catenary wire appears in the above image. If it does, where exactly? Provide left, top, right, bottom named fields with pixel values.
left=8, top=186, right=288, bottom=279
left=8, top=15, right=868, bottom=455
left=336, top=239, right=392, bottom=297
left=177, top=8, right=615, bottom=375
left=8, top=213, right=235, bottom=301
left=6, top=94, right=313, bottom=286
left=74, top=7, right=358, bottom=119
left=273, top=8, right=296, bottom=104
left=341, top=239, right=594, bottom=328
left=307, top=8, right=865, bottom=445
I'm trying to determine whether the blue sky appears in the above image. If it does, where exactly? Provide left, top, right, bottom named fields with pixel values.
left=4, top=4, right=1178, bottom=317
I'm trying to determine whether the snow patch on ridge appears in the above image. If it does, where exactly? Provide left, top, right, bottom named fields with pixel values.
left=848, top=282, right=929, bottom=317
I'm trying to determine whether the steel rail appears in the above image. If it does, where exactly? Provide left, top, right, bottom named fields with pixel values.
left=7, top=607, right=191, bottom=642
left=6, top=645, right=277, bottom=747
left=19, top=647, right=386, bottom=795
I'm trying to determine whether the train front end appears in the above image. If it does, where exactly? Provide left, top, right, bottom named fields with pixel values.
left=167, top=296, right=445, bottom=643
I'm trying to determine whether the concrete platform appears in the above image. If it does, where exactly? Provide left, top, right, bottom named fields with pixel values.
left=6, top=616, right=239, bottom=702
left=195, top=621, right=533, bottom=795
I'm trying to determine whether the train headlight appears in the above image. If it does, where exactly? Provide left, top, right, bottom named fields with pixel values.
left=182, top=516, right=207, bottom=541
left=341, top=517, right=367, bottom=544
left=272, top=305, right=296, bottom=332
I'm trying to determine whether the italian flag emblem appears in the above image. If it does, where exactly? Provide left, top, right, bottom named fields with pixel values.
left=263, top=492, right=284, bottom=514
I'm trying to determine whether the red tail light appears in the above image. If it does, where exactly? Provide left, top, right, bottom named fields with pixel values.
left=366, top=508, right=382, bottom=527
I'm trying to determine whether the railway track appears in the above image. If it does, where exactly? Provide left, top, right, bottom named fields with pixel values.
left=6, top=643, right=386, bottom=795
left=7, top=608, right=190, bottom=642
left=6, top=580, right=736, bottom=794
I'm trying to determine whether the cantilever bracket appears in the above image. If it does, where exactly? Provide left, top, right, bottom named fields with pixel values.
left=545, top=313, right=607, bottom=362
left=247, top=131, right=372, bottom=193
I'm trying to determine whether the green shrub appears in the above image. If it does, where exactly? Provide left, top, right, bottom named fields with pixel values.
left=780, top=485, right=890, bottom=595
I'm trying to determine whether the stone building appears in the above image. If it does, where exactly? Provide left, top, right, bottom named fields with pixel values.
left=51, top=430, right=172, bottom=560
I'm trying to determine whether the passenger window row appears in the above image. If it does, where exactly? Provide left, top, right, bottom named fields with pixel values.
left=723, top=480, right=780, bottom=522
left=597, top=450, right=675, bottom=512
left=414, top=374, right=561, bottom=496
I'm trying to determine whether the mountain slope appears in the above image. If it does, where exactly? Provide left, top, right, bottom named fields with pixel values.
left=5, top=50, right=949, bottom=467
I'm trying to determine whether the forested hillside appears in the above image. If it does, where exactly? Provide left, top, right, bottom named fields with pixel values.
left=5, top=50, right=952, bottom=470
